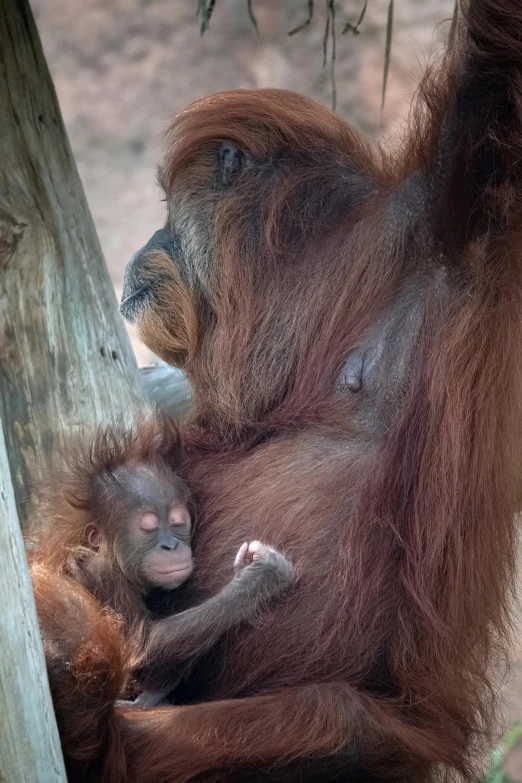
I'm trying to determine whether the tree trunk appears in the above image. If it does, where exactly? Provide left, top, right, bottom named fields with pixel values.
left=0, top=415, right=67, bottom=782
left=0, top=0, right=145, bottom=529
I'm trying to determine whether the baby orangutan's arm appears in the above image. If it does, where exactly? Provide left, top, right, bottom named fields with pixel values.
left=133, top=541, right=294, bottom=702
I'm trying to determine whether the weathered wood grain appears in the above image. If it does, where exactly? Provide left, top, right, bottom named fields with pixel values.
left=0, top=0, right=146, bottom=528
left=0, top=415, right=67, bottom=782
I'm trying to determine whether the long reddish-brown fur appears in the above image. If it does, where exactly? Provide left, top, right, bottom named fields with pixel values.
left=32, top=564, right=130, bottom=782
left=31, top=1, right=522, bottom=780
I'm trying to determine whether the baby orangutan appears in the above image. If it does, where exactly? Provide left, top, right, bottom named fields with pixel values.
left=34, top=414, right=295, bottom=706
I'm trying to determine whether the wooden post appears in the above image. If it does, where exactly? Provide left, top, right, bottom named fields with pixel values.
left=140, top=362, right=193, bottom=419
left=0, top=0, right=146, bottom=528
left=0, top=415, right=67, bottom=783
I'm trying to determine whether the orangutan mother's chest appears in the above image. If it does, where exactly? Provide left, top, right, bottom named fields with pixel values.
left=185, top=434, right=372, bottom=598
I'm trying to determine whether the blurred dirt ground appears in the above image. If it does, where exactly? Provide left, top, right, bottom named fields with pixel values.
left=31, top=0, right=522, bottom=776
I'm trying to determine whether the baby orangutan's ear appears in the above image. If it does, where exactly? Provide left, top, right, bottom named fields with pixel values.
left=85, top=523, right=101, bottom=551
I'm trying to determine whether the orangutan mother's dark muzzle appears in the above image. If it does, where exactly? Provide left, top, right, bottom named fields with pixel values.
left=120, top=228, right=179, bottom=322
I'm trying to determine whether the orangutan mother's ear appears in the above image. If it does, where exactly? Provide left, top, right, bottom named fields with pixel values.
left=218, top=142, right=246, bottom=187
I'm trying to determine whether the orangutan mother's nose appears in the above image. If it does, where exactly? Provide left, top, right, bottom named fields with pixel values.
left=120, top=228, right=177, bottom=321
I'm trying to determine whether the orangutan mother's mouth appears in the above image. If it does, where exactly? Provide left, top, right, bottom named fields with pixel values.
left=119, top=283, right=151, bottom=321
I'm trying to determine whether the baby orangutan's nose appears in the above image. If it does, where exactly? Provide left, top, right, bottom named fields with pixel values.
left=160, top=540, right=180, bottom=552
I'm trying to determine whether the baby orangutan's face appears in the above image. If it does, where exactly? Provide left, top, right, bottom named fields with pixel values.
left=88, top=463, right=194, bottom=592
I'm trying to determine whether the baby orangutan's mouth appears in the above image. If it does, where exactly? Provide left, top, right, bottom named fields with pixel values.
left=154, top=560, right=194, bottom=579
left=156, top=565, right=192, bottom=576
left=148, top=561, right=193, bottom=591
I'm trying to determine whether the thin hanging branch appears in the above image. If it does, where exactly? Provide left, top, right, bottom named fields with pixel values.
left=198, top=0, right=217, bottom=35
left=247, top=0, right=259, bottom=35
left=328, top=0, right=337, bottom=111
left=197, top=0, right=206, bottom=34
left=299, top=0, right=369, bottom=112
left=198, top=0, right=258, bottom=36
left=448, top=0, right=460, bottom=50
left=343, top=0, right=367, bottom=36
left=322, top=1, right=331, bottom=67
left=288, top=0, right=314, bottom=37
left=321, top=0, right=337, bottom=110
left=196, top=0, right=385, bottom=114
left=381, top=0, right=394, bottom=109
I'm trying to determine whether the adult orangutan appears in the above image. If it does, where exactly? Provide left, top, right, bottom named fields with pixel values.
left=32, top=0, right=522, bottom=780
